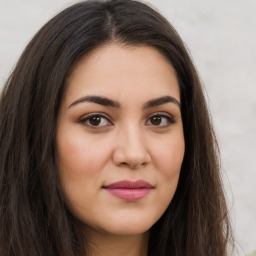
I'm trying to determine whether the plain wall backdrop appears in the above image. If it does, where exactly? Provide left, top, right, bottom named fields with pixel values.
left=0, top=0, right=255, bottom=254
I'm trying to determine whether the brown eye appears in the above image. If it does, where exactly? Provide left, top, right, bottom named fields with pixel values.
left=147, top=114, right=176, bottom=127
left=150, top=116, right=162, bottom=126
left=80, top=114, right=111, bottom=128
left=88, top=116, right=102, bottom=126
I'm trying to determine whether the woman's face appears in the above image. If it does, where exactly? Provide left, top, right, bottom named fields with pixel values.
left=57, top=43, right=185, bottom=237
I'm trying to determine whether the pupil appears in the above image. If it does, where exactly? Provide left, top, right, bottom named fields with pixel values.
left=151, top=116, right=161, bottom=125
left=89, top=116, right=101, bottom=126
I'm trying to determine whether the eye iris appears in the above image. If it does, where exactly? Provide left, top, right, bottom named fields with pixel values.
left=151, top=116, right=162, bottom=125
left=89, top=116, right=101, bottom=126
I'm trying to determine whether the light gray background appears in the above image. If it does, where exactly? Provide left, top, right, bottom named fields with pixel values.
left=0, top=0, right=255, bottom=255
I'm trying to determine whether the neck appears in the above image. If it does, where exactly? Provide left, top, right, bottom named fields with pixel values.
left=84, top=228, right=149, bottom=256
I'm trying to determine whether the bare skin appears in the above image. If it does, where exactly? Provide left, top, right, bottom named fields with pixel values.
left=84, top=227, right=149, bottom=256
left=57, top=43, right=185, bottom=256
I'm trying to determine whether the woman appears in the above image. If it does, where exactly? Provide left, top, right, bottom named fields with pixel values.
left=0, top=0, right=233, bottom=255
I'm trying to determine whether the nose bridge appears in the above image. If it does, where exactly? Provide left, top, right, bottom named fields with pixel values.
left=113, top=121, right=150, bottom=168
left=123, top=122, right=144, bottom=150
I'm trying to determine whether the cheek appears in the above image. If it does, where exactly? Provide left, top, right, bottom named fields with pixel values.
left=56, top=133, right=110, bottom=217
left=153, top=134, right=185, bottom=177
left=57, top=131, right=112, bottom=177
left=152, top=133, right=184, bottom=197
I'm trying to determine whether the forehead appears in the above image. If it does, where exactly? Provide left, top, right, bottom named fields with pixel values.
left=64, top=43, right=180, bottom=105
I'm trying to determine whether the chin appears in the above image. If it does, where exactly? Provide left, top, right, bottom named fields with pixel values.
left=99, top=216, right=156, bottom=236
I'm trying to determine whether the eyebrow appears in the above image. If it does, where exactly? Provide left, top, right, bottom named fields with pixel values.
left=68, top=95, right=180, bottom=109
left=68, top=96, right=120, bottom=108
left=142, top=95, right=180, bottom=109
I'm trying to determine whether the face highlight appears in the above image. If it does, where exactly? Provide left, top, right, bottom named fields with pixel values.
left=56, top=43, right=185, bottom=238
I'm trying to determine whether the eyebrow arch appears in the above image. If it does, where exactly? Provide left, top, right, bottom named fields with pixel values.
left=143, top=96, right=180, bottom=109
left=68, top=95, right=180, bottom=109
left=68, top=95, right=121, bottom=108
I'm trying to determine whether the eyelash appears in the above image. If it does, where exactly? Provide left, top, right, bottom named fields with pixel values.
left=79, top=112, right=176, bottom=129
left=79, top=113, right=112, bottom=129
left=146, top=113, right=176, bottom=127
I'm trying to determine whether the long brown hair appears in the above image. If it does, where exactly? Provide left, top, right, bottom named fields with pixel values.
left=0, top=0, right=233, bottom=255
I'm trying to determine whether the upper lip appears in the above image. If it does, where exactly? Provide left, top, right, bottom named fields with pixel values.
left=103, top=180, right=153, bottom=189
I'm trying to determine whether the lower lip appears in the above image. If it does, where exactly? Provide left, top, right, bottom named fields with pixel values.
left=104, top=188, right=152, bottom=201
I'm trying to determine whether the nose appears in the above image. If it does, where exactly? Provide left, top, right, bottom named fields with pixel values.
left=112, top=124, right=151, bottom=169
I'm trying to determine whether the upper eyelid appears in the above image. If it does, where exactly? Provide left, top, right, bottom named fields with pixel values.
left=80, top=112, right=112, bottom=120
left=78, top=114, right=112, bottom=130
left=146, top=111, right=175, bottom=119
left=147, top=113, right=176, bottom=122
left=79, top=111, right=173, bottom=118
left=146, top=112, right=177, bottom=127
left=78, top=111, right=176, bottom=123
left=81, top=110, right=173, bottom=117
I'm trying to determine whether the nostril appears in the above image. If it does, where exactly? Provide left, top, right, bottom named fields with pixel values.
left=119, top=161, right=147, bottom=169
left=112, top=142, right=151, bottom=169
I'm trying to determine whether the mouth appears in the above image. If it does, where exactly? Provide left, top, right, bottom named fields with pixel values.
left=102, top=180, right=153, bottom=201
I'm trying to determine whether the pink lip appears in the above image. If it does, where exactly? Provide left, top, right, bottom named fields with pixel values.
left=103, top=180, right=153, bottom=201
